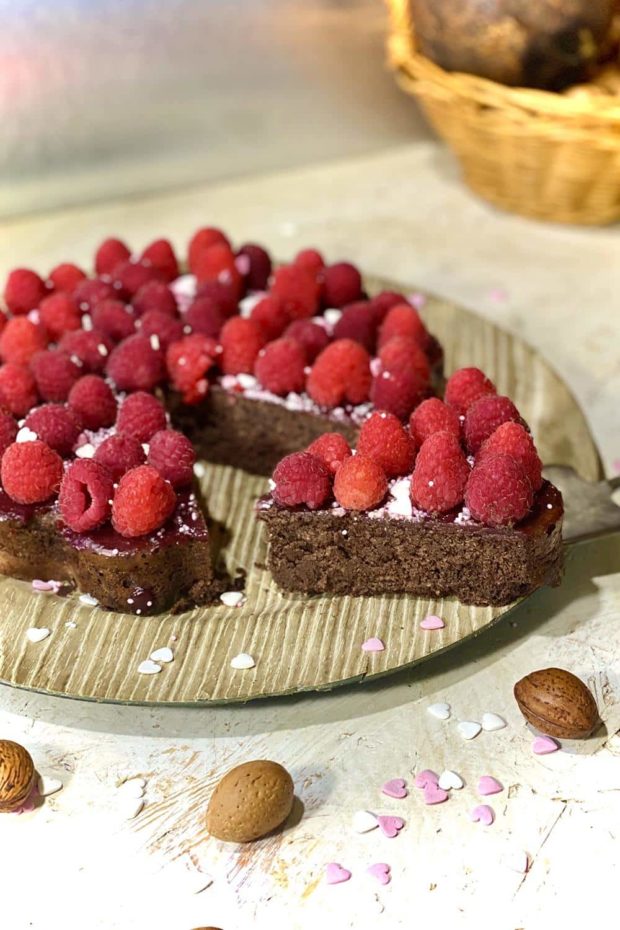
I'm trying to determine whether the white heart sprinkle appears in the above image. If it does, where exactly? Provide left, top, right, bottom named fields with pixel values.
left=438, top=770, right=464, bottom=790
left=150, top=647, right=173, bottom=664
left=457, top=721, right=482, bottom=741
left=482, top=712, right=507, bottom=731
left=137, top=659, right=161, bottom=675
left=37, top=775, right=63, bottom=797
left=79, top=593, right=98, bottom=606
left=427, top=702, right=451, bottom=720
left=193, top=462, right=206, bottom=478
left=75, top=444, right=95, bottom=459
left=118, top=779, right=145, bottom=799
left=352, top=810, right=379, bottom=833
left=503, top=849, right=530, bottom=873
left=27, top=627, right=50, bottom=643
left=16, top=426, right=38, bottom=443
left=65, top=620, right=77, bottom=629
left=230, top=653, right=255, bottom=670
left=324, top=308, right=342, bottom=327
left=119, top=797, right=144, bottom=820
left=220, top=591, right=246, bottom=608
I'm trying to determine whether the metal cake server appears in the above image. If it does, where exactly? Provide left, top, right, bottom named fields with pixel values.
left=543, top=466, right=620, bottom=544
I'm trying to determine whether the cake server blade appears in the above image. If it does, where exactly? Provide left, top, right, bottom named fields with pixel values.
left=543, top=465, right=620, bottom=544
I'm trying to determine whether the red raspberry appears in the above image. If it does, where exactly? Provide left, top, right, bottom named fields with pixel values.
left=254, top=337, right=306, bottom=396
left=444, top=367, right=496, bottom=415
left=147, top=429, right=195, bottom=487
left=333, top=302, right=378, bottom=353
left=306, top=432, right=351, bottom=474
left=237, top=243, right=272, bottom=291
left=464, top=394, right=521, bottom=453
left=378, top=336, right=431, bottom=382
left=0, top=364, right=38, bottom=415
left=24, top=403, right=81, bottom=456
left=272, top=451, right=332, bottom=510
left=321, top=262, right=363, bottom=308
left=3, top=269, right=47, bottom=315
left=92, top=299, right=136, bottom=342
left=112, top=464, right=177, bottom=537
left=106, top=334, right=165, bottom=392
left=192, top=243, right=242, bottom=298
left=250, top=296, right=290, bottom=341
left=139, top=311, right=184, bottom=349
left=0, top=317, right=48, bottom=366
left=333, top=454, right=387, bottom=511
left=116, top=391, right=167, bottom=443
left=68, top=375, right=117, bottom=430
left=140, top=239, right=179, bottom=283
left=194, top=279, right=239, bottom=318
left=59, top=329, right=112, bottom=373
left=0, top=411, right=18, bottom=458
left=30, top=350, right=81, bottom=402
left=47, top=263, right=86, bottom=294
left=94, top=434, right=146, bottom=481
left=166, top=334, right=217, bottom=404
left=410, top=430, right=470, bottom=514
left=111, top=260, right=158, bottom=299
left=219, top=317, right=265, bottom=376
left=285, top=319, right=329, bottom=362
left=270, top=266, right=320, bottom=320
left=186, top=296, right=227, bottom=338
left=370, top=291, right=408, bottom=323
left=132, top=280, right=178, bottom=318
left=294, top=248, right=324, bottom=274
left=1, top=439, right=63, bottom=504
left=95, top=238, right=131, bottom=276
left=59, top=459, right=114, bottom=532
left=0, top=313, right=6, bottom=334
left=477, top=421, right=542, bottom=491
left=370, top=368, right=428, bottom=421
left=39, top=293, right=81, bottom=339
left=465, top=452, right=533, bottom=527
left=409, top=397, right=461, bottom=447
left=357, top=410, right=416, bottom=478
left=377, top=303, right=428, bottom=351
left=73, top=278, right=115, bottom=313
left=306, top=339, right=371, bottom=408
left=188, top=227, right=230, bottom=275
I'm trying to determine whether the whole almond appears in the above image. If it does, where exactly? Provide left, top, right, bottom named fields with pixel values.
left=0, top=740, right=36, bottom=812
left=207, top=759, right=294, bottom=843
left=514, top=668, right=599, bottom=739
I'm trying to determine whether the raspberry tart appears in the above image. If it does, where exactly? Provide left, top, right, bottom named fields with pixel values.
left=258, top=370, right=564, bottom=606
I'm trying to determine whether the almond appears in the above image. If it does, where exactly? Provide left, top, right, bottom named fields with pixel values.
left=514, top=667, right=599, bottom=739
left=207, top=759, right=294, bottom=843
left=0, top=740, right=37, bottom=812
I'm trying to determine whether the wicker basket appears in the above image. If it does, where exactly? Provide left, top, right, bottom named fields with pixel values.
left=386, top=0, right=620, bottom=225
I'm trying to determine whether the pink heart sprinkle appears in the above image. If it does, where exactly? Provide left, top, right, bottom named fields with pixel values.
left=377, top=815, right=405, bottom=838
left=408, top=292, right=427, bottom=310
left=478, top=775, right=503, bottom=796
left=367, top=862, right=391, bottom=885
left=32, top=579, right=61, bottom=593
left=420, top=615, right=445, bottom=631
left=414, top=769, right=439, bottom=789
left=532, top=735, right=560, bottom=755
left=470, top=804, right=495, bottom=826
left=325, top=862, right=352, bottom=885
left=423, top=783, right=449, bottom=805
left=381, top=778, right=407, bottom=799
left=362, top=637, right=385, bottom=653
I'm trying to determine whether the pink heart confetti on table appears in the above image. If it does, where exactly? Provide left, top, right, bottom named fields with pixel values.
left=381, top=778, right=408, bottom=799
left=478, top=775, right=503, bottom=796
left=325, top=862, right=352, bottom=885
left=414, top=769, right=439, bottom=789
left=31, top=579, right=62, bottom=593
left=423, top=783, right=449, bottom=805
left=532, top=735, right=560, bottom=755
left=362, top=637, right=385, bottom=653
left=470, top=804, right=495, bottom=826
left=367, top=862, right=391, bottom=885
left=377, top=815, right=405, bottom=838
left=420, top=615, right=445, bottom=631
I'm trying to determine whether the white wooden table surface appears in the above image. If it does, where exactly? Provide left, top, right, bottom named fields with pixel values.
left=0, top=143, right=619, bottom=930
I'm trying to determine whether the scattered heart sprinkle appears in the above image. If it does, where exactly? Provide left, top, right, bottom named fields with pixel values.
left=420, top=614, right=445, bottom=631
left=470, top=804, right=495, bottom=826
left=481, top=712, right=507, bottom=731
left=377, top=815, right=405, bottom=838
left=26, top=627, right=50, bottom=643
left=532, top=735, right=560, bottom=755
left=367, top=862, right=391, bottom=885
left=414, top=769, right=439, bottom=789
left=325, top=862, right=351, bottom=885
left=65, top=621, right=77, bottom=629
left=428, top=702, right=451, bottom=720
left=457, top=721, right=482, bottom=741
left=150, top=647, right=173, bottom=664
left=381, top=778, right=408, bottom=799
left=137, top=659, right=161, bottom=675
left=362, top=637, right=385, bottom=652
left=438, top=770, right=464, bottom=790
left=220, top=591, right=246, bottom=608
left=32, top=579, right=62, bottom=593
left=230, top=652, right=255, bottom=670
left=478, top=775, right=503, bottom=796
left=352, top=810, right=379, bottom=833
left=423, top=783, right=449, bottom=805
left=37, top=775, right=63, bottom=797
left=79, top=594, right=99, bottom=607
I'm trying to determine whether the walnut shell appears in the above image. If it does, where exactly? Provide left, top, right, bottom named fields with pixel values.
left=514, top=667, right=599, bottom=738
left=0, top=740, right=36, bottom=812
left=207, top=760, right=294, bottom=843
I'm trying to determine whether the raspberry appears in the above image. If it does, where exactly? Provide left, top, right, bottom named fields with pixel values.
left=0, top=364, right=38, bottom=415
left=116, top=391, right=167, bottom=443
left=0, top=317, right=48, bottom=366
left=250, top=296, right=290, bottom=341
left=48, top=263, right=86, bottom=294
left=59, top=329, right=112, bottom=373
left=106, top=334, right=165, bottom=392
left=194, top=279, right=239, bottom=318
left=219, top=317, right=265, bottom=376
left=1, top=440, right=63, bottom=504
left=465, top=452, right=533, bottom=527
left=112, top=464, right=176, bottom=537
left=132, top=280, right=178, bottom=318
left=192, top=243, right=242, bottom=298
left=410, top=431, right=470, bottom=514
left=357, top=411, right=416, bottom=478
left=166, top=334, right=217, bottom=404
left=294, top=248, right=324, bottom=274
left=477, top=421, right=542, bottom=491
left=333, top=454, right=387, bottom=511
left=139, top=311, right=184, bottom=349
left=185, top=296, right=227, bottom=338
left=140, top=239, right=179, bottom=283
left=444, top=367, right=496, bottom=414
left=95, top=238, right=131, bottom=276
left=332, top=302, right=378, bottom=352
left=306, top=339, right=371, bottom=408
left=188, top=227, right=231, bottom=275
left=271, top=266, right=319, bottom=320
left=92, top=299, right=136, bottom=342
left=94, top=435, right=145, bottom=481
left=377, top=303, right=428, bottom=351
left=24, top=403, right=81, bottom=456
left=3, top=269, right=47, bottom=315
left=272, top=451, right=332, bottom=510
left=284, top=319, right=329, bottom=362
left=370, top=368, right=428, bottom=421
left=321, top=262, right=363, bottom=308
left=0, top=411, right=18, bottom=458
left=237, top=243, right=272, bottom=291
left=370, top=291, right=408, bottom=323
left=73, top=278, right=115, bottom=313
left=254, top=337, right=306, bottom=396
left=30, top=350, right=81, bottom=402
left=306, top=432, right=351, bottom=474
left=111, top=260, right=158, bottom=300
left=409, top=397, right=461, bottom=447
left=147, top=429, right=195, bottom=487
left=39, top=293, right=81, bottom=339
left=378, top=336, right=430, bottom=382
left=59, top=459, right=114, bottom=532
left=464, top=394, right=521, bottom=453
left=68, top=375, right=117, bottom=430
left=0, top=313, right=6, bottom=334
